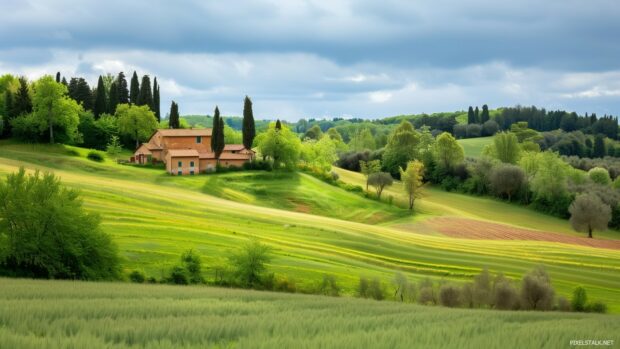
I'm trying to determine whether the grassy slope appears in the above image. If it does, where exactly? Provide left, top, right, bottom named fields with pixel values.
left=1, top=278, right=618, bottom=349
left=1, top=142, right=619, bottom=312
left=457, top=136, right=493, bottom=158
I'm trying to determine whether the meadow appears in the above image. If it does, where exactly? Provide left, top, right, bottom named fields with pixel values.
left=0, top=278, right=617, bottom=349
left=457, top=136, right=493, bottom=158
left=0, top=141, right=619, bottom=312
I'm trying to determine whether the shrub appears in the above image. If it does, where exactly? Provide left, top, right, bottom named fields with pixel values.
left=557, top=296, right=571, bottom=312
left=229, top=239, right=272, bottom=288
left=106, top=135, right=122, bottom=155
left=181, top=249, right=204, bottom=284
left=492, top=277, right=519, bottom=310
left=466, top=124, right=482, bottom=138
left=146, top=276, right=158, bottom=284
left=66, top=148, right=80, bottom=156
left=129, top=270, right=146, bottom=283
left=482, top=120, right=499, bottom=136
left=571, top=286, right=587, bottom=312
left=367, top=278, right=385, bottom=300
left=0, top=168, right=119, bottom=280
left=318, top=274, right=341, bottom=297
left=520, top=266, right=555, bottom=310
left=167, top=265, right=189, bottom=285
left=585, top=301, right=608, bottom=313
left=417, top=278, right=437, bottom=305
left=358, top=277, right=369, bottom=298
left=460, top=282, right=475, bottom=308
left=473, top=268, right=492, bottom=308
left=588, top=167, right=612, bottom=186
left=439, top=285, right=462, bottom=307
left=490, top=164, right=525, bottom=201
left=87, top=150, right=105, bottom=162
left=273, top=275, right=297, bottom=293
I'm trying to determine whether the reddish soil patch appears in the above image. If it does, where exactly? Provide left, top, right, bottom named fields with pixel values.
left=427, top=217, right=620, bottom=250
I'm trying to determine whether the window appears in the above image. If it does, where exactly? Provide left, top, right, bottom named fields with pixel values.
left=190, top=161, right=195, bottom=167
left=178, top=161, right=182, bottom=167
left=196, top=136, right=202, bottom=144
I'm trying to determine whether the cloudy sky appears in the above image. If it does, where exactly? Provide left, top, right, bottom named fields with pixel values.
left=1, top=0, right=619, bottom=120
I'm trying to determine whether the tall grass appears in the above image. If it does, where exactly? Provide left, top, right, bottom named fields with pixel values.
left=0, top=278, right=617, bottom=349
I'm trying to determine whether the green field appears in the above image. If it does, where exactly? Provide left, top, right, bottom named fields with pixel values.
left=1, top=278, right=617, bottom=349
left=0, top=141, right=619, bottom=313
left=457, top=136, right=493, bottom=158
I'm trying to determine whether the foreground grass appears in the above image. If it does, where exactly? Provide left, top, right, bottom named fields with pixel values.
left=0, top=278, right=617, bottom=349
left=1, top=141, right=619, bottom=312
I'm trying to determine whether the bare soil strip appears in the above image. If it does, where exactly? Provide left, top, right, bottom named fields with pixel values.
left=426, top=217, right=620, bottom=250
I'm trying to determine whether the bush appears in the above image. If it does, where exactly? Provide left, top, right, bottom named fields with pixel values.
left=492, top=277, right=519, bottom=310
left=588, top=167, right=612, bottom=186
left=556, top=296, right=571, bottom=312
left=242, top=159, right=273, bottom=171
left=87, top=150, right=105, bottom=162
left=66, top=148, right=80, bottom=156
left=273, top=275, right=297, bottom=293
left=585, top=301, right=608, bottom=313
left=0, top=168, right=119, bottom=280
left=439, top=285, right=462, bottom=307
left=318, top=274, right=341, bottom=297
left=490, top=164, right=525, bottom=201
left=229, top=239, right=272, bottom=288
left=358, top=277, right=385, bottom=300
left=129, top=270, right=146, bottom=283
left=417, top=278, right=437, bottom=305
left=146, top=276, right=158, bottom=284
left=571, top=286, right=587, bottom=312
left=181, top=249, right=204, bottom=284
left=520, top=266, right=555, bottom=310
left=167, top=265, right=189, bottom=285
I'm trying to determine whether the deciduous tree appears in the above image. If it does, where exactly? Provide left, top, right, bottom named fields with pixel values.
left=115, top=103, right=158, bottom=148
left=368, top=172, right=393, bottom=200
left=32, top=76, right=81, bottom=144
left=569, top=193, right=611, bottom=238
left=434, top=132, right=464, bottom=171
left=400, top=160, right=425, bottom=210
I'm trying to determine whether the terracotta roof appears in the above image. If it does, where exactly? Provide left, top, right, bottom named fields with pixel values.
left=223, top=144, right=246, bottom=151
left=144, top=143, right=162, bottom=150
left=157, top=128, right=212, bottom=136
left=167, top=149, right=200, bottom=157
left=219, top=153, right=253, bottom=160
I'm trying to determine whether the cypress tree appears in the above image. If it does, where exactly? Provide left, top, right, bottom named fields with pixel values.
left=275, top=119, right=282, bottom=130
left=593, top=134, right=606, bottom=158
left=137, top=75, right=153, bottom=108
left=474, top=106, right=480, bottom=124
left=481, top=104, right=490, bottom=123
left=93, top=75, right=107, bottom=118
left=61, top=77, right=68, bottom=87
left=107, top=81, right=119, bottom=114
left=129, top=71, right=140, bottom=104
left=55, top=72, right=61, bottom=83
left=211, top=106, right=224, bottom=159
left=242, top=95, right=256, bottom=149
left=169, top=101, right=180, bottom=129
left=14, top=76, right=32, bottom=117
left=152, top=77, right=160, bottom=121
left=217, top=116, right=225, bottom=157
left=117, top=72, right=129, bottom=104
left=68, top=77, right=93, bottom=110
left=467, top=106, right=475, bottom=124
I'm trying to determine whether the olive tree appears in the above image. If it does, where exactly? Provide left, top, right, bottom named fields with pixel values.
left=569, top=193, right=612, bottom=238
left=367, top=172, right=393, bottom=200
left=490, top=164, right=525, bottom=201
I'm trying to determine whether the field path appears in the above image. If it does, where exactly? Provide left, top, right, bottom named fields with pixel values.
left=425, top=217, right=620, bottom=250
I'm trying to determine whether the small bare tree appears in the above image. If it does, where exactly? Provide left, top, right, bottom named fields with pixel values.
left=569, top=193, right=611, bottom=238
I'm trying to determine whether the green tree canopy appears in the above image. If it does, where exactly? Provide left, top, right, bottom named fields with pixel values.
left=484, top=132, right=521, bottom=164
left=0, top=168, right=119, bottom=280
left=400, top=160, right=425, bottom=210
left=301, top=135, right=338, bottom=171
left=383, top=120, right=421, bottom=176
left=115, top=103, right=158, bottom=148
left=434, top=132, right=464, bottom=171
left=32, top=76, right=82, bottom=144
left=255, top=121, right=302, bottom=170
left=569, top=193, right=612, bottom=238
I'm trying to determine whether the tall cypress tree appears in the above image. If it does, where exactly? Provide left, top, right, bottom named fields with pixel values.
left=129, top=71, right=140, bottom=104
left=593, top=134, right=606, bottom=158
left=169, top=101, right=180, bottom=129
left=242, top=95, right=256, bottom=149
left=467, top=106, right=475, bottom=124
left=211, top=106, right=226, bottom=160
left=93, top=75, right=107, bottom=118
left=137, top=75, right=153, bottom=108
left=481, top=104, right=490, bottom=123
left=55, top=72, right=61, bottom=83
left=14, top=76, right=32, bottom=117
left=61, top=77, right=68, bottom=87
left=107, top=81, right=119, bottom=114
left=152, top=77, right=160, bottom=121
left=117, top=72, right=129, bottom=104
left=474, top=106, right=480, bottom=124
left=275, top=119, right=282, bottom=130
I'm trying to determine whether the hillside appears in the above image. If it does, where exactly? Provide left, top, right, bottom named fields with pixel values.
left=1, top=142, right=620, bottom=312
left=1, top=278, right=617, bottom=349
left=457, top=136, right=493, bottom=158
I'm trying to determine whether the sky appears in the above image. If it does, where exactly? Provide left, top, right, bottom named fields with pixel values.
left=1, top=0, right=619, bottom=121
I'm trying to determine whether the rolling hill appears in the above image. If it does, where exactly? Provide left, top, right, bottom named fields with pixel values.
left=0, top=141, right=619, bottom=313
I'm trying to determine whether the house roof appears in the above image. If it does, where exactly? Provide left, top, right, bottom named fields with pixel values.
left=157, top=128, right=212, bottom=137
left=199, top=152, right=215, bottom=159
left=167, top=149, right=200, bottom=157
left=144, top=143, right=162, bottom=151
left=219, top=153, right=253, bottom=160
left=223, top=144, right=246, bottom=151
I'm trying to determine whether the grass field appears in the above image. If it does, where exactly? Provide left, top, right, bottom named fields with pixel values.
left=1, top=278, right=617, bottom=349
left=1, top=141, right=620, bottom=312
left=457, top=136, right=493, bottom=158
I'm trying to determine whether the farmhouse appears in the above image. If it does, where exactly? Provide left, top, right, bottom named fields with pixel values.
left=132, top=129, right=254, bottom=175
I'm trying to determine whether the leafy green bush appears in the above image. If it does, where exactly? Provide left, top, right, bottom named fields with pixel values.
left=0, top=168, right=119, bottom=280
left=66, top=148, right=80, bottom=156
left=87, top=150, right=105, bottom=162
left=439, top=285, right=462, bottom=307
left=129, top=270, right=146, bottom=283
left=571, top=286, right=587, bottom=312
left=585, top=301, right=607, bottom=313
left=167, top=266, right=189, bottom=285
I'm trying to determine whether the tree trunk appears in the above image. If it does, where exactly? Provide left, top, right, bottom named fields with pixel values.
left=588, top=227, right=592, bottom=238
left=409, top=197, right=414, bottom=211
left=49, top=123, right=54, bottom=144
